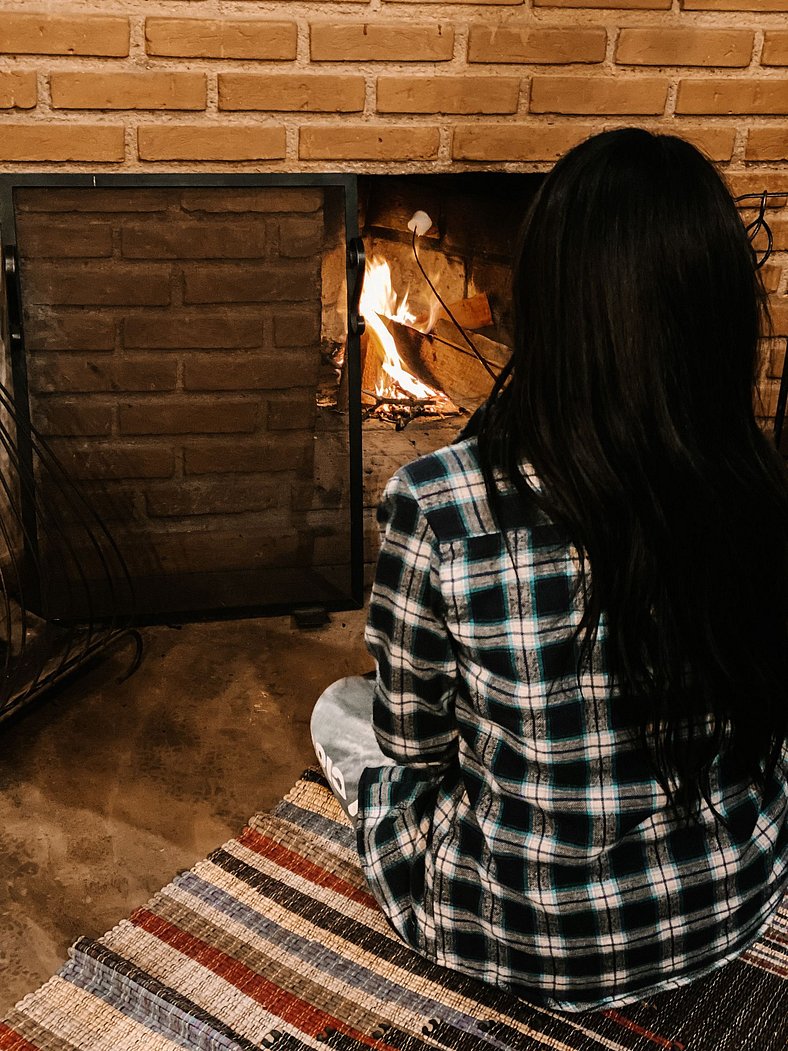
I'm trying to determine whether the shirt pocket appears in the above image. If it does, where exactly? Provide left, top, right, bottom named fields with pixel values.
left=439, top=529, right=578, bottom=690
left=440, top=533, right=515, bottom=650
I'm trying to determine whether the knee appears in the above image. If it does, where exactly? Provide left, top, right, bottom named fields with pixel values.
left=311, top=676, right=357, bottom=741
left=310, top=675, right=374, bottom=744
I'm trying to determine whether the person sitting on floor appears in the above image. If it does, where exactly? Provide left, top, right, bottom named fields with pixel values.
left=311, top=126, right=788, bottom=1013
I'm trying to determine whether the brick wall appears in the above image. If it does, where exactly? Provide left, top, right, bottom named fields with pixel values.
left=0, top=1, right=787, bottom=173
left=15, top=185, right=355, bottom=614
left=0, top=1, right=785, bottom=417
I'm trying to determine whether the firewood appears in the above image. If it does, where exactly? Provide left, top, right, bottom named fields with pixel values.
left=413, top=292, right=493, bottom=332
left=381, top=317, right=510, bottom=411
left=428, top=320, right=510, bottom=410
left=377, top=319, right=436, bottom=390
left=359, top=328, right=384, bottom=403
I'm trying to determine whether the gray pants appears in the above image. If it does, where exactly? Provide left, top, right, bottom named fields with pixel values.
left=310, top=675, right=394, bottom=824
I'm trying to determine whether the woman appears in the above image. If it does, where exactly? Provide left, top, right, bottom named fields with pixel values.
left=311, top=128, right=788, bottom=1012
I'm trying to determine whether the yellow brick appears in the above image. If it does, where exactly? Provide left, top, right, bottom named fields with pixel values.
left=769, top=334, right=785, bottom=376
left=755, top=377, right=782, bottom=419
left=530, top=76, right=668, bottom=114
left=677, top=79, right=788, bottom=115
left=745, top=127, right=788, bottom=161
left=50, top=72, right=206, bottom=111
left=747, top=220, right=788, bottom=257
left=145, top=18, right=297, bottom=60
left=299, top=125, right=439, bottom=160
left=452, top=122, right=595, bottom=160
left=769, top=300, right=788, bottom=336
left=219, top=74, right=365, bottom=112
left=727, top=171, right=788, bottom=202
left=684, top=0, right=788, bottom=9
left=137, top=125, right=287, bottom=161
left=468, top=27, right=606, bottom=64
left=762, top=32, right=788, bottom=66
left=764, top=217, right=788, bottom=250
left=667, top=125, right=737, bottom=162
left=616, top=29, right=753, bottom=67
left=759, top=265, right=783, bottom=294
left=535, top=0, right=671, bottom=8
left=767, top=337, right=787, bottom=378
left=310, top=23, right=453, bottom=62
left=376, top=76, right=520, bottom=115
left=0, top=72, right=36, bottom=109
left=0, top=13, right=129, bottom=56
left=391, top=0, right=522, bottom=5
left=0, top=124, right=124, bottom=162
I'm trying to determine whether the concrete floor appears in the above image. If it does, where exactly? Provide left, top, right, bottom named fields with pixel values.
left=0, top=609, right=371, bottom=1015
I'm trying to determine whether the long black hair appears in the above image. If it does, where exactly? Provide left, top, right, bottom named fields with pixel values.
left=476, top=127, right=788, bottom=824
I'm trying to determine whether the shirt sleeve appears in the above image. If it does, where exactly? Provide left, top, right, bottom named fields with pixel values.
left=364, top=470, right=459, bottom=766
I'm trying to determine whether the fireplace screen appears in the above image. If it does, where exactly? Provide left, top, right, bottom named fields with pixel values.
left=0, top=175, right=363, bottom=620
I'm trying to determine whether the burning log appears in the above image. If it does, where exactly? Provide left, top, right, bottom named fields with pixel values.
left=351, top=252, right=509, bottom=422
left=379, top=317, right=510, bottom=412
left=359, top=320, right=458, bottom=426
left=413, top=293, right=493, bottom=332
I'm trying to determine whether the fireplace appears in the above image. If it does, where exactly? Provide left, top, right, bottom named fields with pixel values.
left=0, top=168, right=786, bottom=625
left=0, top=5, right=785, bottom=450
left=0, top=3, right=787, bottom=629
left=0, top=172, right=541, bottom=613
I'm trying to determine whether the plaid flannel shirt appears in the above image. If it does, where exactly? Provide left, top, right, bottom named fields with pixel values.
left=358, top=436, right=788, bottom=1012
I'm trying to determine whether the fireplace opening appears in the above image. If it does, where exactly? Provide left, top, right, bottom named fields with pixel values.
left=349, top=173, right=543, bottom=584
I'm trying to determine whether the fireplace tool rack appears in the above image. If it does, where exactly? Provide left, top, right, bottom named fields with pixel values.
left=0, top=173, right=364, bottom=719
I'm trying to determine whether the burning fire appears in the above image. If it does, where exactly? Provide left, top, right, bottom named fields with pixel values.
left=360, top=257, right=447, bottom=405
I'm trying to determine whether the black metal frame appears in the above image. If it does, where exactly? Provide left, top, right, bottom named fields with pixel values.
left=0, top=173, right=365, bottom=619
left=775, top=341, right=788, bottom=453
left=736, top=191, right=788, bottom=453
left=2, top=241, right=40, bottom=612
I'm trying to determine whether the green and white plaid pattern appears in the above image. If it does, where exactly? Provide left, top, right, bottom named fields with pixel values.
left=358, top=436, right=788, bottom=1013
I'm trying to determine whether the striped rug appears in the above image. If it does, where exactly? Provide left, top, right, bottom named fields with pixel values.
left=2, top=770, right=786, bottom=1051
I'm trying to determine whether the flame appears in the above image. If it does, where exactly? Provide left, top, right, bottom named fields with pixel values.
left=360, top=257, right=443, bottom=402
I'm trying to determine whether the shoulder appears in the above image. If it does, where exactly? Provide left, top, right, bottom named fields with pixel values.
left=385, top=437, right=563, bottom=547
left=384, top=437, right=497, bottom=542
left=399, top=436, right=484, bottom=497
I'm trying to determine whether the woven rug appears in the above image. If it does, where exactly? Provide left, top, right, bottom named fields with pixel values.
left=2, top=771, right=786, bottom=1051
